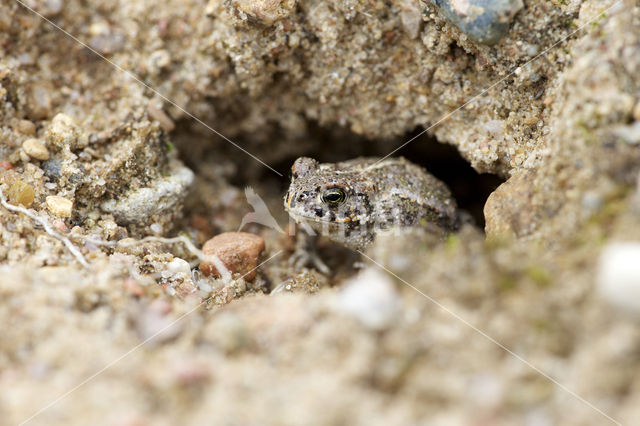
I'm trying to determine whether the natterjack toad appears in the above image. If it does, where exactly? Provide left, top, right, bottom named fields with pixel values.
left=284, top=157, right=459, bottom=250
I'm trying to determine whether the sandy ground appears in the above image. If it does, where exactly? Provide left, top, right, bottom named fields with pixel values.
left=1, top=0, right=640, bottom=425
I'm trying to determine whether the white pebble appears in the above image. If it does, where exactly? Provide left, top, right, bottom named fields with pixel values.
left=333, top=267, right=401, bottom=331
left=46, top=195, right=73, bottom=218
left=167, top=258, right=191, bottom=275
left=597, top=242, right=640, bottom=317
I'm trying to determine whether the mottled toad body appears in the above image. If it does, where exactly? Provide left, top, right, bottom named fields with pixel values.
left=284, top=157, right=459, bottom=250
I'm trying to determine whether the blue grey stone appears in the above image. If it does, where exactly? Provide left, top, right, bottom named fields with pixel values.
left=429, top=0, right=523, bottom=45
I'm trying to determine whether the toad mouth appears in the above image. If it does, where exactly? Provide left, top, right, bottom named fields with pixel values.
left=287, top=211, right=359, bottom=225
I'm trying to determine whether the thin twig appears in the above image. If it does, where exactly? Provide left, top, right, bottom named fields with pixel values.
left=0, top=186, right=89, bottom=268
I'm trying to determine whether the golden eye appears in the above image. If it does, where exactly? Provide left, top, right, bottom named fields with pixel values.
left=321, top=188, right=346, bottom=206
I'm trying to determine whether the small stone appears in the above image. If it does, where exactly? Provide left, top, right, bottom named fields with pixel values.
left=46, top=195, right=73, bottom=218
left=333, top=267, right=401, bottom=331
left=400, top=0, right=422, bottom=39
left=22, top=138, right=50, bottom=161
left=200, top=232, right=266, bottom=281
left=52, top=219, right=69, bottom=234
left=41, top=158, right=62, bottom=181
left=7, top=179, right=35, bottom=207
left=100, top=166, right=194, bottom=224
left=16, top=119, right=37, bottom=136
left=46, top=113, right=88, bottom=151
left=19, top=150, right=30, bottom=163
left=166, top=258, right=191, bottom=275
left=150, top=223, right=163, bottom=234
left=429, top=0, right=523, bottom=45
left=597, top=243, right=640, bottom=317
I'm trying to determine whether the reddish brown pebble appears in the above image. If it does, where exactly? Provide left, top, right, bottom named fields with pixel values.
left=0, top=161, right=13, bottom=170
left=200, top=232, right=265, bottom=281
left=52, top=219, right=69, bottom=234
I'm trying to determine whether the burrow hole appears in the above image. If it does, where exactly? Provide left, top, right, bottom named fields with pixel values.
left=176, top=123, right=504, bottom=230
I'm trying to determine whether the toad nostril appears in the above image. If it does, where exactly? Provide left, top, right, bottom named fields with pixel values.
left=314, top=207, right=323, bottom=217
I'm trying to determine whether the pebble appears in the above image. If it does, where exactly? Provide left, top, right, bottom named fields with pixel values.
left=333, top=267, right=401, bottom=331
left=16, top=119, right=36, bottom=136
left=22, top=138, right=50, bottom=161
left=400, top=0, right=422, bottom=39
left=52, top=219, right=69, bottom=234
left=597, top=242, right=640, bottom=317
left=150, top=223, right=163, bottom=234
left=7, top=179, right=35, bottom=207
left=46, top=113, right=88, bottom=151
left=429, top=0, right=523, bottom=45
left=46, top=195, right=73, bottom=218
left=100, top=165, right=194, bottom=224
left=41, top=158, right=62, bottom=181
left=200, top=232, right=266, bottom=281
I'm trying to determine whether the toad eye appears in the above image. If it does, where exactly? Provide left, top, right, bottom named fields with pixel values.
left=321, top=188, right=346, bottom=207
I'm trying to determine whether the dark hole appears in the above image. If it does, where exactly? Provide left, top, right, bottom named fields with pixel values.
left=175, top=120, right=504, bottom=230
left=399, top=129, right=505, bottom=229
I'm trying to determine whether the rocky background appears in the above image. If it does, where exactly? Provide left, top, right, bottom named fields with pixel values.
left=1, top=0, right=640, bottom=425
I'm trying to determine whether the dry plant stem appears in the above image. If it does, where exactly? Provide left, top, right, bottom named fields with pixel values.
left=133, top=236, right=232, bottom=282
left=0, top=186, right=89, bottom=268
left=0, top=187, right=231, bottom=280
left=87, top=235, right=233, bottom=281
